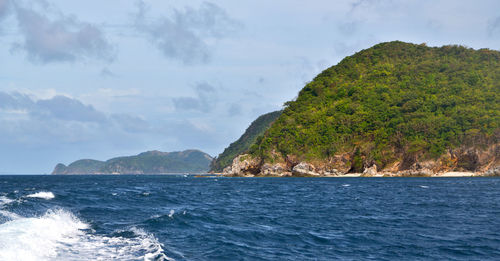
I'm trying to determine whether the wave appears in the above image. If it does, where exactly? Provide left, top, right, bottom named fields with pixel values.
left=0, top=196, right=21, bottom=220
left=26, top=191, right=55, bottom=199
left=0, top=196, right=14, bottom=205
left=0, top=209, right=171, bottom=261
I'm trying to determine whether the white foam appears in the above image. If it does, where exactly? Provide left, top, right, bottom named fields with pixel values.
left=0, top=196, right=21, bottom=220
left=0, top=210, right=21, bottom=220
left=419, top=185, right=429, bottom=188
left=0, top=209, right=171, bottom=261
left=342, top=184, right=351, bottom=187
left=0, top=209, right=87, bottom=260
left=27, top=191, right=55, bottom=200
left=0, top=196, right=14, bottom=205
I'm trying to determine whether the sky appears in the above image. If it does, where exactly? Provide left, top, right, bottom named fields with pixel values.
left=1, top=0, right=500, bottom=173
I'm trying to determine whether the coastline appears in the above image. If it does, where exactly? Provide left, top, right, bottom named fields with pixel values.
left=333, top=172, right=478, bottom=178
left=221, top=153, right=499, bottom=178
left=220, top=171, right=499, bottom=178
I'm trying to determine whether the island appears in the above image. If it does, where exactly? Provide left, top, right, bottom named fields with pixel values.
left=215, top=41, right=499, bottom=177
left=52, top=150, right=213, bottom=174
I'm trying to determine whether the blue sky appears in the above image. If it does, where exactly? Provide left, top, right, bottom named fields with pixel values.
left=1, top=0, right=499, bottom=173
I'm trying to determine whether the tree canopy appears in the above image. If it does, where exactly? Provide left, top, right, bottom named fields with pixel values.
left=250, top=41, right=499, bottom=168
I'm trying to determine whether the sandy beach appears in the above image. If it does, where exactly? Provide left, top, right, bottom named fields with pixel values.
left=434, top=172, right=476, bottom=177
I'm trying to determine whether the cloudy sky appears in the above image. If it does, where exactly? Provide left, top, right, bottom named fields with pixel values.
left=1, top=0, right=499, bottom=173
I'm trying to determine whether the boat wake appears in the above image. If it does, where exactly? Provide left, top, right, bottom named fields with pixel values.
left=0, top=196, right=171, bottom=261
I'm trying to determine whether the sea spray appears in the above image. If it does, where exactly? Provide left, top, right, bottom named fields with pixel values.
left=0, top=209, right=87, bottom=260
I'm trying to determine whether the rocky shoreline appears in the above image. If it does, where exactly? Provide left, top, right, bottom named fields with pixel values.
left=221, top=144, right=499, bottom=177
left=222, top=172, right=497, bottom=178
left=222, top=160, right=499, bottom=178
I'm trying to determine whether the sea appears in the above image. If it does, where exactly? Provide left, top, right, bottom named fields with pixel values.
left=0, top=175, right=499, bottom=261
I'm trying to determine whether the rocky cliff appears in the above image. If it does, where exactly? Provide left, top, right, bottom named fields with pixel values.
left=224, top=143, right=499, bottom=177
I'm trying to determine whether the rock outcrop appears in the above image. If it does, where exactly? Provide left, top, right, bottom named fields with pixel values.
left=223, top=154, right=261, bottom=177
left=261, top=163, right=291, bottom=176
left=292, top=162, right=320, bottom=176
left=222, top=143, right=499, bottom=177
left=484, top=166, right=500, bottom=176
left=362, top=165, right=378, bottom=177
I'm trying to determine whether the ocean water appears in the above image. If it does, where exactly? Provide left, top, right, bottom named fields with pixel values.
left=0, top=176, right=499, bottom=260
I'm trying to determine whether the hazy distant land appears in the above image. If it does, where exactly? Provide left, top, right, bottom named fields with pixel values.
left=52, top=150, right=213, bottom=174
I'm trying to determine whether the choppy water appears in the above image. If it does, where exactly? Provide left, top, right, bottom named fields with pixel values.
left=0, top=175, right=499, bottom=260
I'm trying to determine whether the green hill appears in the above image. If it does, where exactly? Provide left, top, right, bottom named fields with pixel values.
left=229, top=41, right=499, bottom=175
left=53, top=159, right=105, bottom=174
left=210, top=110, right=282, bottom=172
left=52, top=150, right=213, bottom=174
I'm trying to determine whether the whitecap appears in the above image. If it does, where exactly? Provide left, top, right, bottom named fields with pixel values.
left=0, top=210, right=21, bottom=220
left=27, top=191, right=55, bottom=199
left=419, top=185, right=429, bottom=189
left=0, top=196, right=20, bottom=220
left=0, top=196, right=14, bottom=205
left=342, top=184, right=350, bottom=187
left=150, top=214, right=161, bottom=219
left=0, top=209, right=171, bottom=261
left=168, top=210, right=175, bottom=218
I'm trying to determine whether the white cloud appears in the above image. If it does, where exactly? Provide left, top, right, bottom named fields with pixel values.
left=11, top=3, right=115, bottom=63
left=134, top=1, right=242, bottom=65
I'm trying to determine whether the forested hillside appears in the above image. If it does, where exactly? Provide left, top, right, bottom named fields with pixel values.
left=211, top=111, right=281, bottom=172
left=236, top=41, right=499, bottom=175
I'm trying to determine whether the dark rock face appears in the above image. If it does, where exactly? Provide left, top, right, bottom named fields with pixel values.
left=455, top=148, right=482, bottom=171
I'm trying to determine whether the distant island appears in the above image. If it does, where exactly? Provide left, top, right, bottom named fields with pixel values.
left=216, top=41, right=499, bottom=177
left=52, top=150, right=213, bottom=174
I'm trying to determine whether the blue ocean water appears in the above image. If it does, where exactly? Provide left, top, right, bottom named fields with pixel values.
left=0, top=175, right=499, bottom=260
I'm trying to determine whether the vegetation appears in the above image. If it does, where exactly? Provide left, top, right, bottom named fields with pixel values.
left=210, top=110, right=282, bottom=172
left=52, top=150, right=213, bottom=174
left=250, top=41, right=499, bottom=169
